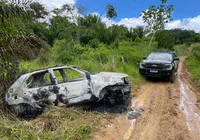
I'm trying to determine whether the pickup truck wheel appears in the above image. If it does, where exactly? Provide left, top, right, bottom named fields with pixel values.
left=169, top=72, right=175, bottom=83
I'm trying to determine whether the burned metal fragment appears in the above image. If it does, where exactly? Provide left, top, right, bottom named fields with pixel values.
left=127, top=111, right=141, bottom=120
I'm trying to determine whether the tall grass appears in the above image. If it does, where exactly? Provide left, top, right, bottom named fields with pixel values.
left=185, top=45, right=200, bottom=86
left=174, top=44, right=190, bottom=56
left=0, top=106, right=114, bottom=140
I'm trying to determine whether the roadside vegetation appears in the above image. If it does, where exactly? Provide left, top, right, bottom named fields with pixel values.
left=0, top=106, right=116, bottom=139
left=0, top=0, right=200, bottom=139
left=185, top=43, right=200, bottom=86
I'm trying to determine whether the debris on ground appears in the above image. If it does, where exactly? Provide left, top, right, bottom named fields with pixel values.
left=127, top=111, right=141, bottom=119
left=135, top=107, right=145, bottom=113
left=127, top=106, right=144, bottom=120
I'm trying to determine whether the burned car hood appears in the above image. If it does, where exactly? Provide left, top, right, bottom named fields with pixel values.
left=142, top=59, right=171, bottom=64
left=94, top=72, right=128, bottom=78
left=90, top=72, right=129, bottom=98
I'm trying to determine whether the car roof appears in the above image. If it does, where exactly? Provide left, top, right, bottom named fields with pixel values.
left=30, top=65, right=76, bottom=74
left=151, top=50, right=175, bottom=54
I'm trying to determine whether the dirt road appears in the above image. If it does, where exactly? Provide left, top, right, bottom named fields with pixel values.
left=93, top=57, right=200, bottom=140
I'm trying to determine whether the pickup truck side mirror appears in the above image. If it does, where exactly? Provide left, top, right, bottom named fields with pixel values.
left=143, top=56, right=147, bottom=59
left=174, top=57, right=179, bottom=61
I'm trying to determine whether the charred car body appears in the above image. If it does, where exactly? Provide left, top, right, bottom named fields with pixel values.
left=139, top=51, right=179, bottom=82
left=6, top=66, right=131, bottom=116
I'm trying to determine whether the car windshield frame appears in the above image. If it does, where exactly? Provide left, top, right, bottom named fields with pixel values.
left=10, top=74, right=28, bottom=89
left=147, top=52, right=173, bottom=61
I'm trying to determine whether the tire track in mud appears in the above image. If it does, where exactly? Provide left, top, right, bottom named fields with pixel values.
left=178, top=57, right=200, bottom=140
left=130, top=81, right=191, bottom=140
left=93, top=81, right=191, bottom=140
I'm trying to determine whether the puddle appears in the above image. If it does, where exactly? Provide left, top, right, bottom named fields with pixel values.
left=178, top=78, right=200, bottom=138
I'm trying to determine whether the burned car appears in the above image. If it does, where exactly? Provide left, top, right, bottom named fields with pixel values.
left=6, top=66, right=131, bottom=116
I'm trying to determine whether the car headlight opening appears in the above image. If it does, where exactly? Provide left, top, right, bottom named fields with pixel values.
left=121, top=77, right=130, bottom=84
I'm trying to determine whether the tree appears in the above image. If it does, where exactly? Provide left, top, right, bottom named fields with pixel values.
left=141, top=0, right=174, bottom=51
left=48, top=15, right=74, bottom=46
left=133, top=26, right=145, bottom=39
left=0, top=0, right=47, bottom=94
left=30, top=2, right=48, bottom=19
left=106, top=4, right=117, bottom=21
left=58, top=4, right=87, bottom=44
left=156, top=30, right=174, bottom=50
left=106, top=4, right=117, bottom=34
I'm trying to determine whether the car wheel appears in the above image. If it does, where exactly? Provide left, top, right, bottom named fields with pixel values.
left=9, top=104, right=43, bottom=119
left=104, top=90, right=131, bottom=106
left=169, top=72, right=175, bottom=83
left=122, top=91, right=131, bottom=106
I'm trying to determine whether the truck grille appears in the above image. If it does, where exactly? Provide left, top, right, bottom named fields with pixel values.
left=145, top=63, right=164, bottom=69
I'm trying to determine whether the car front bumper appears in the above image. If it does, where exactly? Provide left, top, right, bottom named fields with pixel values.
left=139, top=68, right=173, bottom=78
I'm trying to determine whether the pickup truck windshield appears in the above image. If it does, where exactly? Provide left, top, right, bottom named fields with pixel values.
left=147, top=53, right=172, bottom=61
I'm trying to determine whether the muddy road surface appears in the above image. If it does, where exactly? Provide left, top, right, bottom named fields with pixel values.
left=93, top=57, right=200, bottom=140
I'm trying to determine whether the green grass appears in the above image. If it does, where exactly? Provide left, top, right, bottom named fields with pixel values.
left=174, top=44, right=190, bottom=56
left=185, top=45, right=200, bottom=87
left=191, top=42, right=200, bottom=48
left=175, top=43, right=200, bottom=86
left=174, top=42, right=200, bottom=57
left=20, top=40, right=154, bottom=85
left=0, top=106, right=115, bottom=140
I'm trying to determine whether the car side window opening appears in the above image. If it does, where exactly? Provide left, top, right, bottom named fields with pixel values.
left=26, top=71, right=52, bottom=88
left=63, top=68, right=84, bottom=82
left=43, top=72, right=52, bottom=85
left=53, top=69, right=66, bottom=83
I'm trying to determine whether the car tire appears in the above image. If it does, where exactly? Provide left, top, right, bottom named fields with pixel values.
left=102, top=90, right=131, bottom=111
left=169, top=72, right=175, bottom=83
left=9, top=104, right=43, bottom=119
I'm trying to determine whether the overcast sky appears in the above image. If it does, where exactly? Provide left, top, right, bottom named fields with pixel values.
left=38, top=0, right=200, bottom=33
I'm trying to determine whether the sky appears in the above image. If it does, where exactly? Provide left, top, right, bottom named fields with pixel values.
left=38, top=0, right=200, bottom=32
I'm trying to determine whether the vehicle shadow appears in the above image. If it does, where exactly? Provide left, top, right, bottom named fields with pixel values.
left=145, top=77, right=172, bottom=84
left=74, top=100, right=129, bottom=114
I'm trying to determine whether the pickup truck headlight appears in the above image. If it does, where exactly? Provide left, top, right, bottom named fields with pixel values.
left=164, top=64, right=173, bottom=70
left=139, top=62, right=146, bottom=68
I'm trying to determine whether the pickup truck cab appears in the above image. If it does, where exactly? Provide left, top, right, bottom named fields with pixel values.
left=139, top=51, right=179, bottom=82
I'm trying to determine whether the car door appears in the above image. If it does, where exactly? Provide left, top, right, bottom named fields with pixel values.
left=53, top=68, right=91, bottom=105
left=25, top=70, right=57, bottom=106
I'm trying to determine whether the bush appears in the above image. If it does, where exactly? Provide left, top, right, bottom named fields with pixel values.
left=20, top=40, right=153, bottom=84
left=185, top=46, right=200, bottom=86
left=156, top=30, right=174, bottom=50
left=88, top=38, right=99, bottom=48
